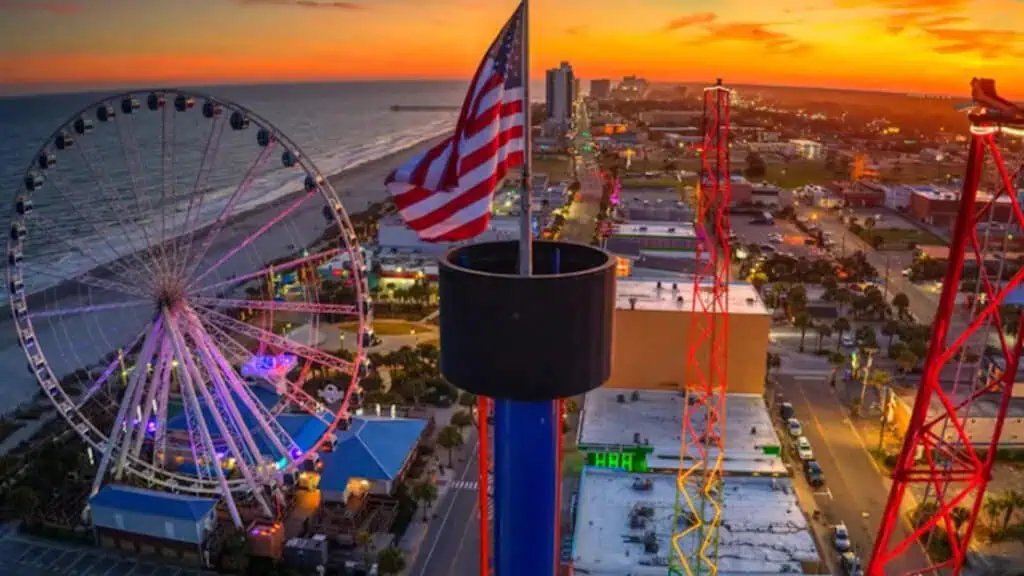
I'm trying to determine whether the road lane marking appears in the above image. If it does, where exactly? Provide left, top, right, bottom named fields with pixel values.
left=814, top=489, right=834, bottom=500
left=415, top=441, right=480, bottom=576
left=447, top=494, right=483, bottom=576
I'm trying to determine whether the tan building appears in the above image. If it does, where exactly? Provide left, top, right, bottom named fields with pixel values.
left=606, top=279, right=770, bottom=394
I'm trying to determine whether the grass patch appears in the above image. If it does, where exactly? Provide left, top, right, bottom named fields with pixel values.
left=532, top=155, right=572, bottom=182
left=562, top=446, right=585, bottom=476
left=340, top=320, right=436, bottom=336
left=857, top=227, right=946, bottom=247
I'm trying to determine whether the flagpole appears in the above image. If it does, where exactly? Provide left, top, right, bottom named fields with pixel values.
left=518, top=0, right=532, bottom=276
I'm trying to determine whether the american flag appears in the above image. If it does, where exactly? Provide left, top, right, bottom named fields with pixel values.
left=385, top=2, right=526, bottom=242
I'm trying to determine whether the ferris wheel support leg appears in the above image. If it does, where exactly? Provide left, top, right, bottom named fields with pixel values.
left=90, top=318, right=164, bottom=497
left=177, top=319, right=273, bottom=519
left=165, top=311, right=244, bottom=528
left=153, top=350, right=174, bottom=467
left=198, top=329, right=299, bottom=461
left=114, top=335, right=165, bottom=480
left=129, top=339, right=171, bottom=463
left=187, top=313, right=280, bottom=471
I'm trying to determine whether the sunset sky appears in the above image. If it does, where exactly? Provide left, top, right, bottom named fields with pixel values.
left=0, top=0, right=1022, bottom=96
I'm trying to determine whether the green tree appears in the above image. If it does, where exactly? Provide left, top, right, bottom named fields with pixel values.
left=458, top=392, right=477, bottom=408
left=450, top=410, right=474, bottom=430
left=882, top=319, right=900, bottom=351
left=766, top=352, right=782, bottom=375
left=999, top=489, right=1024, bottom=531
left=377, top=546, right=407, bottom=575
left=437, top=425, right=464, bottom=466
left=984, top=496, right=1004, bottom=534
left=10, top=485, right=38, bottom=518
left=412, top=480, right=439, bottom=521
left=951, top=506, right=970, bottom=535
left=794, top=312, right=813, bottom=353
left=744, top=151, right=767, bottom=180
left=892, top=292, right=911, bottom=319
left=356, top=530, right=373, bottom=557
left=833, top=317, right=851, bottom=351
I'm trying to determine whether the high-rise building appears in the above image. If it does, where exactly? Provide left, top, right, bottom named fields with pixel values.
left=545, top=61, right=575, bottom=125
left=590, top=79, right=612, bottom=99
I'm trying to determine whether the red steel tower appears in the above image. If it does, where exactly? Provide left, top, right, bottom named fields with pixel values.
left=672, top=79, right=732, bottom=576
left=869, top=78, right=1024, bottom=575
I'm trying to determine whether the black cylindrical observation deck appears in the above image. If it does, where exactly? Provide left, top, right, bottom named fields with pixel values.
left=437, top=239, right=615, bottom=401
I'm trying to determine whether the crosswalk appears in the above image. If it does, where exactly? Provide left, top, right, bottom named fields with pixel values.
left=448, top=477, right=496, bottom=519
left=451, top=480, right=481, bottom=490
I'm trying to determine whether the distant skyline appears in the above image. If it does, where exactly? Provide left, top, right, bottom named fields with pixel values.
left=0, top=0, right=1021, bottom=97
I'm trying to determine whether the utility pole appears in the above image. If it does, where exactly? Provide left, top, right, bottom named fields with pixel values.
left=877, top=386, right=890, bottom=452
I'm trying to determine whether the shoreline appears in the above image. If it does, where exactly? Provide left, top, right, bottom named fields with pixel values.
left=0, top=133, right=447, bottom=415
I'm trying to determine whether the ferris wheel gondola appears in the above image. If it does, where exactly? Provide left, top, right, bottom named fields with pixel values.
left=7, top=89, right=373, bottom=527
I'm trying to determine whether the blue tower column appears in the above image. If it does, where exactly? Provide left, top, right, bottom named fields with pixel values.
left=493, top=399, right=559, bottom=575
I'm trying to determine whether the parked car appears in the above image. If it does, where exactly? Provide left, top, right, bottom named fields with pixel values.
left=840, top=552, right=864, bottom=576
left=786, top=418, right=802, bottom=437
left=797, top=436, right=813, bottom=460
left=804, top=460, right=824, bottom=487
left=833, top=523, right=852, bottom=552
left=841, top=334, right=856, bottom=347
left=779, top=402, right=795, bottom=420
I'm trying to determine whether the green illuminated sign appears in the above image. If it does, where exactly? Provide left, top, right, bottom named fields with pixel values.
left=584, top=446, right=652, bottom=472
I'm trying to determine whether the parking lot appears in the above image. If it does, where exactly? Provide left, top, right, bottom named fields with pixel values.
left=0, top=534, right=216, bottom=576
left=732, top=216, right=819, bottom=258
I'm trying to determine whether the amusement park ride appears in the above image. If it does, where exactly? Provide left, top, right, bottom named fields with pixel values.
left=7, top=90, right=373, bottom=528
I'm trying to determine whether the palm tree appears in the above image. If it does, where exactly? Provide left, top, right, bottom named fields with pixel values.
left=882, top=319, right=900, bottom=351
left=1000, top=489, right=1024, bottom=531
left=897, top=350, right=919, bottom=378
left=834, top=289, right=853, bottom=315
left=983, top=496, right=1004, bottom=535
left=355, top=530, right=373, bottom=558
left=437, top=425, right=464, bottom=466
left=450, top=410, right=474, bottom=430
left=766, top=352, right=782, bottom=376
left=815, top=324, right=833, bottom=352
left=951, top=506, right=970, bottom=536
left=412, top=480, right=439, bottom=521
left=377, top=546, right=407, bottom=575
left=794, top=312, right=813, bottom=353
left=833, top=317, right=851, bottom=351
left=892, top=292, right=911, bottom=319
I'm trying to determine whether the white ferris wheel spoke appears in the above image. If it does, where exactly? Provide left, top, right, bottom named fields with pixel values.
left=191, top=297, right=358, bottom=316
left=27, top=299, right=151, bottom=319
left=181, top=141, right=279, bottom=284
left=171, top=112, right=227, bottom=278
left=189, top=247, right=343, bottom=296
left=127, top=338, right=171, bottom=466
left=195, top=307, right=355, bottom=375
left=186, top=188, right=317, bottom=291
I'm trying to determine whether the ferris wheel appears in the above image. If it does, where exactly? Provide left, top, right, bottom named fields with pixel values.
left=6, top=89, right=374, bottom=527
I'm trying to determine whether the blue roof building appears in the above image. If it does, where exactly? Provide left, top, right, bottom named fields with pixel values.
left=90, top=485, right=219, bottom=548
left=318, top=416, right=428, bottom=501
left=164, top=386, right=332, bottom=466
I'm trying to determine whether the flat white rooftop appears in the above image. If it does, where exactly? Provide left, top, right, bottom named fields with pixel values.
left=614, top=223, right=696, bottom=238
left=572, top=468, right=825, bottom=575
left=579, top=389, right=785, bottom=475
left=615, top=279, right=771, bottom=316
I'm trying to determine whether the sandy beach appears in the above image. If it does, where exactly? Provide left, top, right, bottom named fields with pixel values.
left=0, top=135, right=445, bottom=414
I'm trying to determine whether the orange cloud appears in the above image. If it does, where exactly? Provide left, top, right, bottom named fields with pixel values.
left=663, top=12, right=718, bottom=31
left=665, top=13, right=809, bottom=54
left=923, top=27, right=1024, bottom=59
left=564, top=25, right=587, bottom=36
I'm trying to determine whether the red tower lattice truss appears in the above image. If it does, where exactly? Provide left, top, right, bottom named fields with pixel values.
left=869, top=78, right=1024, bottom=575
left=672, top=79, right=732, bottom=575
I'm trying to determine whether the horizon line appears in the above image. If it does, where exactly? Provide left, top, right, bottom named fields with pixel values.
left=0, top=76, right=965, bottom=100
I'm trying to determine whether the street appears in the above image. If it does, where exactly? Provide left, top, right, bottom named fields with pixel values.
left=406, top=428, right=485, bottom=576
left=775, top=372, right=931, bottom=574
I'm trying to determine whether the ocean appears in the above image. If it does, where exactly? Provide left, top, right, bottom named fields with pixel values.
left=0, top=81, right=463, bottom=414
